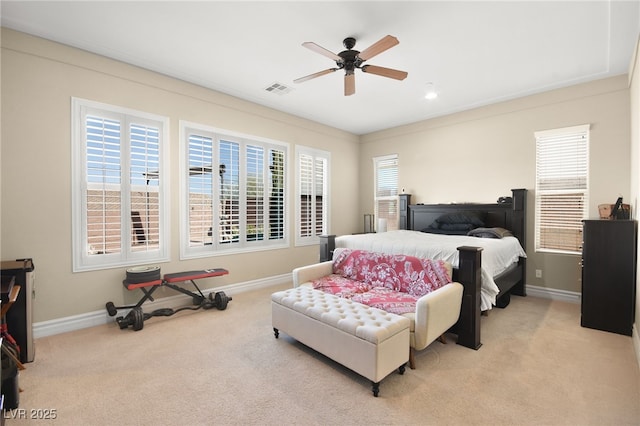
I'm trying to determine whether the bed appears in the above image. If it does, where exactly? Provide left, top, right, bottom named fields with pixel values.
left=319, top=188, right=527, bottom=350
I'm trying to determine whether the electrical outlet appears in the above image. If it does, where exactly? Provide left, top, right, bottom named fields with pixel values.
left=535, top=269, right=542, bottom=278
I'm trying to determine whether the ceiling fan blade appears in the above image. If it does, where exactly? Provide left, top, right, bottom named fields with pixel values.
left=357, top=35, right=399, bottom=61
left=344, top=73, right=355, bottom=96
left=302, top=42, right=342, bottom=61
left=361, top=65, right=408, bottom=80
left=294, top=68, right=337, bottom=84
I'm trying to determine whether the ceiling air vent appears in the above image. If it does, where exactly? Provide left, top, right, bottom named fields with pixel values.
left=264, top=82, right=293, bottom=95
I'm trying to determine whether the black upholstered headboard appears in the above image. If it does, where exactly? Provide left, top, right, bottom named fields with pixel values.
left=399, top=189, right=527, bottom=248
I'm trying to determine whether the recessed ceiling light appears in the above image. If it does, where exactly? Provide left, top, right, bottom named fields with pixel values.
left=425, top=82, right=438, bottom=100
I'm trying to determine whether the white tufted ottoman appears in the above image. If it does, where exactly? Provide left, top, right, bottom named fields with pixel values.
left=271, top=286, right=410, bottom=396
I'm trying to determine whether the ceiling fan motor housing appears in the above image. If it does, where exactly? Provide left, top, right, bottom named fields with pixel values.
left=338, top=37, right=361, bottom=73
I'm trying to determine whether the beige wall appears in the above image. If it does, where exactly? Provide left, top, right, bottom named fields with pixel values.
left=0, top=29, right=360, bottom=322
left=359, top=76, right=631, bottom=293
left=1, top=27, right=635, bottom=326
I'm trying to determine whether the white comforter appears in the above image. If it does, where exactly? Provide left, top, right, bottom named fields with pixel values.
left=335, top=230, right=527, bottom=311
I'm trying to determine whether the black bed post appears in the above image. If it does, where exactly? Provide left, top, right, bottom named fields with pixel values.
left=455, top=246, right=483, bottom=350
left=510, top=188, right=527, bottom=297
left=510, top=188, right=527, bottom=246
left=399, top=194, right=411, bottom=230
left=319, top=235, right=336, bottom=262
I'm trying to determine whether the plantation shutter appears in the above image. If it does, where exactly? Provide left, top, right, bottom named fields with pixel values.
left=74, top=98, right=169, bottom=272
left=246, top=145, right=265, bottom=241
left=299, top=153, right=314, bottom=238
left=129, top=122, right=160, bottom=252
left=535, top=124, right=589, bottom=254
left=314, top=157, right=326, bottom=236
left=298, top=152, right=327, bottom=239
left=219, top=140, right=240, bottom=244
left=269, top=148, right=286, bottom=240
left=374, top=154, right=399, bottom=231
left=187, top=134, right=214, bottom=247
left=85, top=115, right=122, bottom=255
left=183, top=127, right=287, bottom=255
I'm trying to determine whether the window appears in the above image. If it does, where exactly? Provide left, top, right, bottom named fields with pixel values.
left=373, top=154, right=399, bottom=231
left=535, top=124, right=589, bottom=254
left=72, top=98, right=169, bottom=272
left=180, top=122, right=288, bottom=258
left=296, top=146, right=330, bottom=245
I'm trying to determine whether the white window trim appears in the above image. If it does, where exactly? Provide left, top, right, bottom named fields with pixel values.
left=179, top=121, right=290, bottom=259
left=71, top=97, right=170, bottom=272
left=295, top=145, right=331, bottom=246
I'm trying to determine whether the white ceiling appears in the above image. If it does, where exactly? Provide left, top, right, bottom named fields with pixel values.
left=2, top=1, right=639, bottom=135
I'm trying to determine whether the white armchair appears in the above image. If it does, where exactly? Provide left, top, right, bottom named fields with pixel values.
left=292, top=261, right=464, bottom=369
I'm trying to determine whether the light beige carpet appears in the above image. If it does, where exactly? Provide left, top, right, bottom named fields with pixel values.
left=9, top=283, right=640, bottom=425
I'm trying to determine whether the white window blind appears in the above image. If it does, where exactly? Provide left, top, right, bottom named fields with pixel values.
left=535, top=124, right=589, bottom=254
left=296, top=147, right=330, bottom=246
left=181, top=122, right=288, bottom=258
left=72, top=98, right=169, bottom=272
left=374, top=154, right=399, bottom=231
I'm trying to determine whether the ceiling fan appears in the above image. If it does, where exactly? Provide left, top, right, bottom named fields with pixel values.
left=294, top=35, right=408, bottom=96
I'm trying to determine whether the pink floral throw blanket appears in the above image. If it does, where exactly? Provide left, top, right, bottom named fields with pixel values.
left=311, top=249, right=452, bottom=314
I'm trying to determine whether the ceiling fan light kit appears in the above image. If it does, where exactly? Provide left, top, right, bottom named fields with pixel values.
left=294, top=35, right=408, bottom=96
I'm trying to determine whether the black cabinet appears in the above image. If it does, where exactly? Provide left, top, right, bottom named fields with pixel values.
left=581, top=220, right=636, bottom=336
left=1, top=259, right=35, bottom=363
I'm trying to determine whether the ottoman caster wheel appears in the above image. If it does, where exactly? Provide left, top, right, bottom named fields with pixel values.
left=371, top=382, right=380, bottom=397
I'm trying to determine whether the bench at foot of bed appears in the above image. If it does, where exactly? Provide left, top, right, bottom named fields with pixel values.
left=271, top=287, right=409, bottom=397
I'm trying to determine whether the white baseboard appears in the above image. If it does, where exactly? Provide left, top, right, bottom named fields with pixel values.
left=525, top=285, right=581, bottom=304
left=33, top=272, right=291, bottom=339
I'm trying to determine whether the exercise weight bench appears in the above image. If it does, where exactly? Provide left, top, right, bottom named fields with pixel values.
left=106, top=268, right=230, bottom=331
